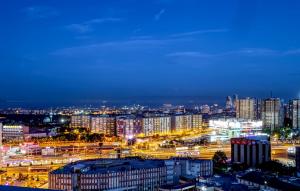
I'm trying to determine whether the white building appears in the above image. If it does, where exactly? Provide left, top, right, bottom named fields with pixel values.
left=142, top=116, right=171, bottom=136
left=1, top=125, right=29, bottom=141
left=209, top=118, right=263, bottom=141
left=171, top=115, right=193, bottom=132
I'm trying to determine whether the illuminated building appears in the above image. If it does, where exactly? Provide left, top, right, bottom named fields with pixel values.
left=236, top=98, right=256, bottom=120
left=49, top=158, right=168, bottom=190
left=1, top=124, right=29, bottom=141
left=209, top=118, right=263, bottom=141
left=231, top=136, right=271, bottom=167
left=142, top=116, right=171, bottom=136
left=226, top=96, right=233, bottom=110
left=70, top=115, right=91, bottom=129
left=171, top=114, right=192, bottom=132
left=261, top=98, right=283, bottom=132
left=289, top=99, right=300, bottom=129
left=49, top=158, right=213, bottom=191
left=91, top=115, right=116, bottom=136
left=200, top=105, right=210, bottom=114
left=116, top=116, right=142, bottom=139
left=192, top=114, right=202, bottom=129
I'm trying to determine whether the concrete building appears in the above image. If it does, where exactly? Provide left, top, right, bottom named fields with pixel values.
left=90, top=115, right=116, bottom=136
left=1, top=124, right=29, bottom=141
left=142, top=116, right=171, bottom=136
left=171, top=115, right=193, bottom=132
left=49, top=158, right=213, bottom=191
left=236, top=98, right=256, bottom=120
left=192, top=114, right=202, bottom=129
left=116, top=116, right=142, bottom=139
left=261, top=98, right=282, bottom=132
left=289, top=99, right=300, bottom=129
left=231, top=136, right=271, bottom=167
left=70, top=115, right=91, bottom=129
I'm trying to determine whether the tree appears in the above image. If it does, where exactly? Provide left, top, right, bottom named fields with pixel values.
left=212, top=150, right=228, bottom=173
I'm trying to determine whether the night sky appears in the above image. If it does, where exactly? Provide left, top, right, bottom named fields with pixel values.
left=1, top=0, right=300, bottom=106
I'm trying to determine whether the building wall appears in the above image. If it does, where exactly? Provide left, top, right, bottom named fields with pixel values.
left=70, top=115, right=91, bottom=129
left=289, top=99, right=300, bottom=129
left=49, top=167, right=167, bottom=191
left=261, top=98, right=282, bottom=131
left=236, top=98, right=255, bottom=120
left=91, top=116, right=116, bottom=136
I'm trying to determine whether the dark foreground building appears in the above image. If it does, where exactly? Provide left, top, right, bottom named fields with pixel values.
left=231, top=136, right=271, bottom=167
left=49, top=158, right=213, bottom=191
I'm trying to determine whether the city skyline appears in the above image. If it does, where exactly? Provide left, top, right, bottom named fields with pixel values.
left=2, top=0, right=300, bottom=105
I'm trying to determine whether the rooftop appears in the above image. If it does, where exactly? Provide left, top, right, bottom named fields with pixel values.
left=50, top=158, right=166, bottom=174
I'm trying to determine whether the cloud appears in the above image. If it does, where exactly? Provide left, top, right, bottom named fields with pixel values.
left=167, top=48, right=284, bottom=59
left=170, top=29, right=229, bottom=37
left=166, top=51, right=212, bottom=57
left=52, top=38, right=181, bottom=56
left=154, top=9, right=165, bottom=21
left=65, top=17, right=123, bottom=33
left=23, top=6, right=59, bottom=19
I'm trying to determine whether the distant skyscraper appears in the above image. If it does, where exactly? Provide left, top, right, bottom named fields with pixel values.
left=236, top=98, right=255, bottom=120
left=233, top=94, right=239, bottom=109
left=261, top=98, right=283, bottom=132
left=226, top=96, right=233, bottom=110
left=289, top=99, right=300, bottom=129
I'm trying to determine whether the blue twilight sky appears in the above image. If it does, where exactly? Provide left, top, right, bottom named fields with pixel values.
left=1, top=0, right=300, bottom=105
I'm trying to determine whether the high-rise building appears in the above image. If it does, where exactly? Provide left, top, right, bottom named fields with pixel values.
left=171, top=114, right=192, bottom=132
left=236, top=98, right=255, bottom=120
left=91, top=115, right=116, bottom=136
left=70, top=115, right=91, bottom=129
left=192, top=114, right=202, bottom=129
left=261, top=98, right=282, bottom=132
left=289, top=99, right=300, bottom=129
left=231, top=136, right=271, bottom=167
left=116, top=116, right=142, bottom=139
left=142, top=116, right=171, bottom=136
left=233, top=94, right=239, bottom=110
left=226, top=96, right=233, bottom=110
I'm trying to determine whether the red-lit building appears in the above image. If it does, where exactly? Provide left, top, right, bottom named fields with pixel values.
left=231, top=136, right=271, bottom=167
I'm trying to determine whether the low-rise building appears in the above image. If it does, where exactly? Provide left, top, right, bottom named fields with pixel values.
left=49, top=158, right=213, bottom=191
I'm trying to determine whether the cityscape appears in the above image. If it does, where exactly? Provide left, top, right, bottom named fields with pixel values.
left=1, top=0, right=300, bottom=191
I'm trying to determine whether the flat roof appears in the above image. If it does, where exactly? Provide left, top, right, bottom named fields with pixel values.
left=50, top=158, right=166, bottom=174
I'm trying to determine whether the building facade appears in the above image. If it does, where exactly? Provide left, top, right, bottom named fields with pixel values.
left=236, top=98, right=256, bottom=120
left=231, top=136, right=271, bottom=167
left=171, top=115, right=193, bottom=132
left=49, top=158, right=213, bottom=191
left=261, top=98, right=282, bottom=132
left=192, top=114, right=202, bottom=129
left=90, top=115, right=116, bottom=136
left=289, top=99, right=300, bottom=129
left=1, top=125, right=29, bottom=141
left=142, top=116, right=171, bottom=136
left=70, top=115, right=91, bottom=129
left=116, top=116, right=142, bottom=139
